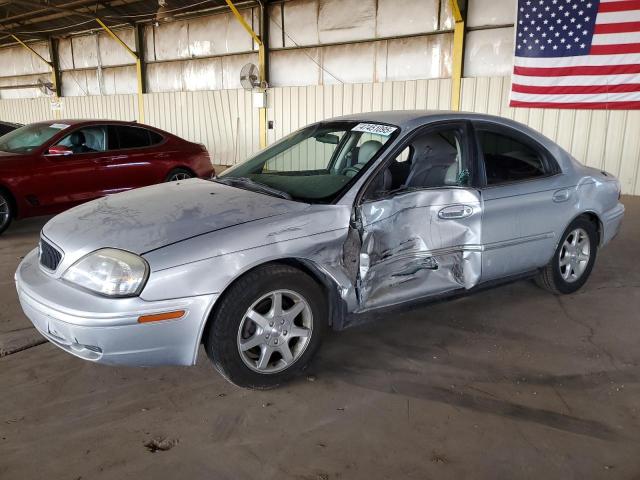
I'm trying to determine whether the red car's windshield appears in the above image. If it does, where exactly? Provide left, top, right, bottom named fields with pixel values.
left=0, top=123, right=70, bottom=154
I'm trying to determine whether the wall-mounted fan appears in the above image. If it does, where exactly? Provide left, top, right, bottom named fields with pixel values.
left=37, top=78, right=55, bottom=97
left=240, top=63, right=262, bottom=90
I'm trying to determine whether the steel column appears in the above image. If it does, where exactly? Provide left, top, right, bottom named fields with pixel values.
left=95, top=18, right=145, bottom=123
left=449, top=0, right=466, bottom=111
left=225, top=0, right=268, bottom=149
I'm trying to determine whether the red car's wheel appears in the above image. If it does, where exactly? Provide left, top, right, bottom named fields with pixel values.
left=165, top=168, right=193, bottom=182
left=0, top=190, right=13, bottom=236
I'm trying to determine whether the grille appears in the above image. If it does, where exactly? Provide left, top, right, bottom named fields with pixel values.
left=39, top=239, right=62, bottom=271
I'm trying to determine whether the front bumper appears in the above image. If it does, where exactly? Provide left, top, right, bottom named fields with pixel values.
left=15, top=249, right=218, bottom=366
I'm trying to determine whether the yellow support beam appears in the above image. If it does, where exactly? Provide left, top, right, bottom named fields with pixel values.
left=95, top=18, right=145, bottom=123
left=225, top=0, right=268, bottom=149
left=449, top=0, right=464, bottom=111
left=11, top=34, right=60, bottom=117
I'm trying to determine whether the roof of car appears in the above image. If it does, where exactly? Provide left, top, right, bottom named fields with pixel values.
left=30, top=119, right=141, bottom=127
left=332, top=110, right=526, bottom=129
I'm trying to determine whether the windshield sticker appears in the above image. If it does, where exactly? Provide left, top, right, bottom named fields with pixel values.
left=352, top=123, right=397, bottom=136
left=49, top=123, right=70, bottom=130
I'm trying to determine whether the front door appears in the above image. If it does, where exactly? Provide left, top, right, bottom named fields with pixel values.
left=353, top=122, right=483, bottom=311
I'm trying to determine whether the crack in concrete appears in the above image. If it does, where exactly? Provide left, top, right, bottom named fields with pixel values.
left=556, top=296, right=620, bottom=372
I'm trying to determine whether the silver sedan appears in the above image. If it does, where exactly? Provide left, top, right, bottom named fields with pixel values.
left=15, top=111, right=624, bottom=388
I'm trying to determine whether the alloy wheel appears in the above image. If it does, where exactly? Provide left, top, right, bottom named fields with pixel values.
left=0, top=195, right=9, bottom=230
left=169, top=172, right=191, bottom=181
left=237, top=289, right=313, bottom=374
left=559, top=227, right=591, bottom=283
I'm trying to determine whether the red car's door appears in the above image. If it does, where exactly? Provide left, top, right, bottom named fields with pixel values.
left=37, top=126, right=112, bottom=211
left=92, top=125, right=170, bottom=192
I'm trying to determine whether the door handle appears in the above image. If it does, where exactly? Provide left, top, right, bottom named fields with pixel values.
left=552, top=189, right=570, bottom=203
left=438, top=204, right=473, bottom=220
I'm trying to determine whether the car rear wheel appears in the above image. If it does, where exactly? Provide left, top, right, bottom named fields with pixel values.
left=165, top=168, right=193, bottom=182
left=205, top=264, right=326, bottom=389
left=0, top=190, right=13, bottom=236
left=535, top=217, right=598, bottom=294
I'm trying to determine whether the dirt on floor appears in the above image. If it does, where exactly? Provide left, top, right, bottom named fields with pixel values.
left=0, top=199, right=639, bottom=480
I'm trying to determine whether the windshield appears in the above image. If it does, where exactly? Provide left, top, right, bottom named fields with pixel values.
left=218, top=121, right=398, bottom=203
left=0, top=123, right=69, bottom=154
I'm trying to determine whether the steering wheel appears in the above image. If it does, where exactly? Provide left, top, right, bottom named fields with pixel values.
left=342, top=165, right=362, bottom=177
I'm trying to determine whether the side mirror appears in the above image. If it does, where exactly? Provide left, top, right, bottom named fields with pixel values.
left=47, top=145, right=73, bottom=156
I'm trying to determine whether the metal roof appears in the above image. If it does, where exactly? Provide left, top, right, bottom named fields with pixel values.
left=0, top=0, right=258, bottom=47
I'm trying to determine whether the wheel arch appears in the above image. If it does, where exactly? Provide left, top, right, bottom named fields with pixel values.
left=572, top=210, right=603, bottom=246
left=199, top=258, right=347, bottom=348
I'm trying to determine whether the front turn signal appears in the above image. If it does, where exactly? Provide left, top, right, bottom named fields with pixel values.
left=138, top=310, right=185, bottom=324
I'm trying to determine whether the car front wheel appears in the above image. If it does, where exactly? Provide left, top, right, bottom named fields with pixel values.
left=0, top=190, right=13, bottom=236
left=535, top=216, right=598, bottom=294
left=205, top=264, right=326, bottom=389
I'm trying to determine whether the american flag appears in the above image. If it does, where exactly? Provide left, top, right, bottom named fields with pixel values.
left=510, top=0, right=640, bottom=109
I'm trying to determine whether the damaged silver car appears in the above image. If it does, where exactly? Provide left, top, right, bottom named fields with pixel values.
left=15, top=112, right=624, bottom=388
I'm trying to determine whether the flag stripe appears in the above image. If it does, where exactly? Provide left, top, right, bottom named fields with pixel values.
left=514, top=63, right=640, bottom=76
left=512, top=83, right=640, bottom=94
left=594, top=21, right=640, bottom=33
left=596, top=10, right=640, bottom=23
left=511, top=90, right=640, bottom=102
left=590, top=43, right=640, bottom=54
left=514, top=53, right=640, bottom=67
left=510, top=100, right=640, bottom=109
left=513, top=72, right=640, bottom=85
left=597, top=0, right=640, bottom=12
left=591, top=32, right=640, bottom=44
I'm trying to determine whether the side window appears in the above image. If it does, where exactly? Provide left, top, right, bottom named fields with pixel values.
left=149, top=131, right=164, bottom=145
left=56, top=126, right=107, bottom=153
left=264, top=130, right=346, bottom=172
left=365, top=126, right=469, bottom=199
left=107, top=126, right=119, bottom=150
left=477, top=130, right=548, bottom=185
left=116, top=126, right=151, bottom=149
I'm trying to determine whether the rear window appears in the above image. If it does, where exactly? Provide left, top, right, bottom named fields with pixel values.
left=116, top=126, right=151, bottom=149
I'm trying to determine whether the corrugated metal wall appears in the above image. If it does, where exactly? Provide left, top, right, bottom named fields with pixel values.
left=1, top=76, right=639, bottom=195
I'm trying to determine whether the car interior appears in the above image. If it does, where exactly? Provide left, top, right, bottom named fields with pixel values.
left=478, top=130, right=548, bottom=185
left=57, top=127, right=107, bottom=153
left=366, top=129, right=465, bottom=199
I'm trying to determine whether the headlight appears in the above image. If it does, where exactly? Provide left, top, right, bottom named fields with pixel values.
left=62, top=248, right=149, bottom=297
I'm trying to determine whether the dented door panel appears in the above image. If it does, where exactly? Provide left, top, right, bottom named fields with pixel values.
left=356, top=188, right=482, bottom=311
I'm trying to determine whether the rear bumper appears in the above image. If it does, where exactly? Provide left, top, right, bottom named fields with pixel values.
left=601, top=202, right=625, bottom=246
left=15, top=249, right=217, bottom=366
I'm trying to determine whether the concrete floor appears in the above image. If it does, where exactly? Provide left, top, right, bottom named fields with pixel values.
left=1, top=198, right=639, bottom=479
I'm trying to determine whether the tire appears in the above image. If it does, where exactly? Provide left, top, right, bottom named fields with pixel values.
left=205, top=264, right=326, bottom=389
left=535, top=216, right=598, bottom=294
left=0, top=190, right=13, bottom=236
left=165, top=168, right=193, bottom=182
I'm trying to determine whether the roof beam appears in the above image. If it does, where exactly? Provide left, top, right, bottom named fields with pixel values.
left=0, top=0, right=98, bottom=25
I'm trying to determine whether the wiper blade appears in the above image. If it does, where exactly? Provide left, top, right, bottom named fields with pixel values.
left=215, top=177, right=292, bottom=200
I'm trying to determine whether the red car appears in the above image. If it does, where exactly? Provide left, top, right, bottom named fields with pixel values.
left=0, top=119, right=214, bottom=235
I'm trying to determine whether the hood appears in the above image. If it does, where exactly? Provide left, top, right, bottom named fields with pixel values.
left=43, top=179, right=309, bottom=257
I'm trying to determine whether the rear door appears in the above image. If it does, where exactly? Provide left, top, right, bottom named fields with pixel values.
left=93, top=125, right=167, bottom=192
left=353, top=122, right=483, bottom=311
left=473, top=122, right=573, bottom=281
